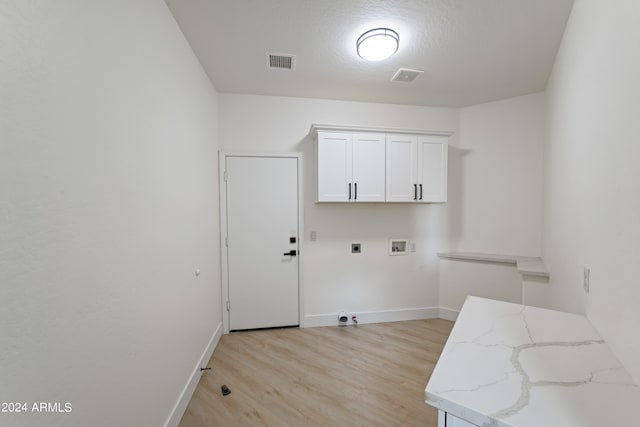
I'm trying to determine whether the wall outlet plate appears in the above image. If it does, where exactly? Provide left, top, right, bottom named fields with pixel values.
left=352, top=243, right=361, bottom=253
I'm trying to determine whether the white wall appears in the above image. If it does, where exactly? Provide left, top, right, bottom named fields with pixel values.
left=439, top=93, right=547, bottom=311
left=218, top=93, right=547, bottom=321
left=543, top=0, right=640, bottom=383
left=0, top=1, right=221, bottom=426
left=452, top=93, right=545, bottom=255
left=218, top=94, right=458, bottom=322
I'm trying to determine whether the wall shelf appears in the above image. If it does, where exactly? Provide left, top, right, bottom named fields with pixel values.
left=438, top=251, right=549, bottom=278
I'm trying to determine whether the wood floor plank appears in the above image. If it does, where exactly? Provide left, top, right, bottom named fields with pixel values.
left=179, top=319, right=454, bottom=427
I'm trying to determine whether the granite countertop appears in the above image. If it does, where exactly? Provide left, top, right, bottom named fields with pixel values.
left=425, top=297, right=640, bottom=427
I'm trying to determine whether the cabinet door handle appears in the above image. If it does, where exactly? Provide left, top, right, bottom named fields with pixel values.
left=348, top=183, right=352, bottom=200
left=354, top=183, right=357, bottom=200
left=419, top=184, right=423, bottom=200
left=413, top=184, right=418, bottom=200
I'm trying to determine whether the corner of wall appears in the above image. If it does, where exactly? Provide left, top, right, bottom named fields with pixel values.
left=164, top=322, right=223, bottom=427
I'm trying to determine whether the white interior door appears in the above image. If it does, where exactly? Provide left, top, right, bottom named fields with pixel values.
left=224, top=155, right=300, bottom=330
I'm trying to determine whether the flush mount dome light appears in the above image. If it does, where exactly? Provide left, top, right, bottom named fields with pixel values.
left=356, top=28, right=399, bottom=61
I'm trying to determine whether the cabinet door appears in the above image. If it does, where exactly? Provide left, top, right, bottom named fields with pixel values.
left=386, top=134, right=418, bottom=202
left=445, top=412, right=478, bottom=427
left=352, top=133, right=385, bottom=202
left=417, top=136, right=448, bottom=202
left=317, top=132, right=352, bottom=202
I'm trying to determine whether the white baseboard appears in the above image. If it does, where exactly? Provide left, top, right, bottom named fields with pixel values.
left=164, top=321, right=222, bottom=427
left=438, top=307, right=460, bottom=321
left=303, top=307, right=441, bottom=328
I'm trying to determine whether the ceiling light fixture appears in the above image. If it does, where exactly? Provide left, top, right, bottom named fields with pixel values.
left=356, top=28, right=399, bottom=61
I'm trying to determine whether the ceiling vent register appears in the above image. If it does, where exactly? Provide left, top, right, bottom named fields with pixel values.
left=266, top=53, right=296, bottom=70
left=391, top=68, right=424, bottom=83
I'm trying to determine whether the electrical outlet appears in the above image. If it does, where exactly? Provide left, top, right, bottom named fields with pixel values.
left=583, top=267, right=590, bottom=293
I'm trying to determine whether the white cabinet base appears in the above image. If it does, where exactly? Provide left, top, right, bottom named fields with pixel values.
left=438, top=410, right=478, bottom=427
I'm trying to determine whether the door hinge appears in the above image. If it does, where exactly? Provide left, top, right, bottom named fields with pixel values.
left=223, top=170, right=228, bottom=182
left=226, top=300, right=230, bottom=312
left=225, top=236, right=229, bottom=247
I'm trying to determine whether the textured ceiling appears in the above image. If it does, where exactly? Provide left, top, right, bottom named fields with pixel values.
left=165, top=0, right=574, bottom=107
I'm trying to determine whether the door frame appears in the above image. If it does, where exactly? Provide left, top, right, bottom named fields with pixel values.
left=218, top=151, right=304, bottom=334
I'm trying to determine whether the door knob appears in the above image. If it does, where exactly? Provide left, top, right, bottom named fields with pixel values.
left=283, top=250, right=297, bottom=256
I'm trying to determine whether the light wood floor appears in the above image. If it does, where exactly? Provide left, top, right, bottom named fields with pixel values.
left=179, top=319, right=454, bottom=427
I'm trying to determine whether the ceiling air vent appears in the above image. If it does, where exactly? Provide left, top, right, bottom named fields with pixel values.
left=266, top=53, right=296, bottom=70
left=391, top=68, right=424, bottom=83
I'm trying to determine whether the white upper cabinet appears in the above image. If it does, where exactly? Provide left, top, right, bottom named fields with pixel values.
left=386, top=134, right=448, bottom=203
left=312, top=124, right=451, bottom=203
left=316, top=131, right=385, bottom=202
left=317, top=132, right=352, bottom=202
left=418, top=136, right=448, bottom=202
left=352, top=133, right=386, bottom=202
left=386, top=134, right=418, bottom=202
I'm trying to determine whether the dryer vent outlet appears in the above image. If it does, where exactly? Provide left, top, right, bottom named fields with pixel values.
left=338, top=311, right=348, bottom=324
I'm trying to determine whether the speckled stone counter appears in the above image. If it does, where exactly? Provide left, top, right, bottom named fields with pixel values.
left=426, top=297, right=640, bottom=427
